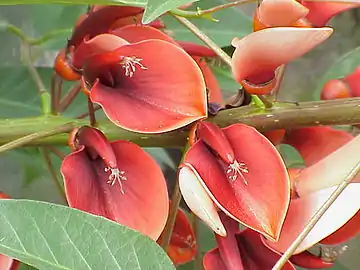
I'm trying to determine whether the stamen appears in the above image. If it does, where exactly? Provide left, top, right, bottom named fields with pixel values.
left=104, top=167, right=127, bottom=194
left=226, top=160, right=249, bottom=185
left=120, top=56, right=147, bottom=77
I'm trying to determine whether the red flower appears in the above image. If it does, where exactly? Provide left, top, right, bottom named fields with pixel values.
left=60, top=126, right=169, bottom=240
left=158, top=206, right=197, bottom=266
left=179, top=122, right=290, bottom=240
left=231, top=27, right=332, bottom=95
left=203, top=213, right=332, bottom=270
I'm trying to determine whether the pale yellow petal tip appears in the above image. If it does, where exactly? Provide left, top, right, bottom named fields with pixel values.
left=178, top=164, right=227, bottom=237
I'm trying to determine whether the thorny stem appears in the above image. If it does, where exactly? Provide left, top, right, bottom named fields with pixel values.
left=87, top=98, right=97, bottom=126
left=40, top=148, right=67, bottom=204
left=0, top=123, right=75, bottom=153
left=0, top=98, right=360, bottom=147
left=272, top=161, right=360, bottom=270
left=170, top=0, right=256, bottom=20
left=172, top=15, right=232, bottom=67
left=58, top=83, right=82, bottom=113
left=76, top=105, right=102, bottom=119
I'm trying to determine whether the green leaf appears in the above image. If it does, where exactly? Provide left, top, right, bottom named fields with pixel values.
left=143, top=0, right=198, bottom=24
left=162, top=0, right=252, bottom=47
left=0, top=199, right=175, bottom=270
left=0, top=0, right=145, bottom=5
left=314, top=46, right=360, bottom=100
left=277, top=144, right=304, bottom=168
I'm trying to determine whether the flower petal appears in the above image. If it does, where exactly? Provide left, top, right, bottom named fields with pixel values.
left=237, top=229, right=295, bottom=270
left=301, top=1, right=360, bottom=27
left=257, top=0, right=309, bottom=27
left=283, top=127, right=353, bottom=166
left=321, top=79, right=352, bottom=100
left=321, top=210, right=360, bottom=245
left=61, top=140, right=169, bottom=240
left=164, top=207, right=197, bottom=266
left=231, top=27, right=332, bottom=94
left=203, top=248, right=228, bottom=270
left=264, top=183, right=360, bottom=254
left=0, top=256, right=19, bottom=270
left=294, top=132, right=360, bottom=196
left=85, top=39, right=207, bottom=133
left=178, top=42, right=217, bottom=57
left=179, top=164, right=226, bottom=236
left=68, top=6, right=143, bottom=48
left=184, top=124, right=290, bottom=240
left=344, top=66, right=360, bottom=97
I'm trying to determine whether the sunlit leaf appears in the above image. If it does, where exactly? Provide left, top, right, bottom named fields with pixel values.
left=0, top=199, right=175, bottom=270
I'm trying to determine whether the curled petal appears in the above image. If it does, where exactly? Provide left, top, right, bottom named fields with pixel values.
left=290, top=250, right=334, bottom=269
left=283, top=127, right=353, bottom=166
left=71, top=34, right=129, bottom=70
left=301, top=1, right=360, bottom=27
left=203, top=248, right=228, bottom=270
left=54, top=49, right=81, bottom=81
left=84, top=40, right=207, bottom=133
left=256, top=0, right=309, bottom=29
left=321, top=79, right=352, bottom=100
left=179, top=164, right=226, bottom=237
left=264, top=183, right=360, bottom=254
left=184, top=124, right=290, bottom=240
left=231, top=27, right=332, bottom=94
left=293, top=131, right=359, bottom=196
left=61, top=140, right=169, bottom=240
left=68, top=6, right=143, bottom=48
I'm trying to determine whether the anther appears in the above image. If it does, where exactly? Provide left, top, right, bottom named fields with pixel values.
left=120, top=56, right=147, bottom=77
left=104, top=167, right=127, bottom=194
left=226, top=160, right=249, bottom=185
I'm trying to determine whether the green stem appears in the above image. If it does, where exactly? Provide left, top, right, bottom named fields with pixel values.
left=59, top=83, right=82, bottom=113
left=40, top=148, right=67, bottom=204
left=170, top=0, right=256, bottom=20
left=0, top=98, right=360, bottom=147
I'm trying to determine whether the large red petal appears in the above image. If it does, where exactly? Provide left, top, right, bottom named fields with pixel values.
left=61, top=141, right=169, bottom=240
left=283, top=127, right=353, bottom=166
left=264, top=183, right=360, bottom=254
left=290, top=250, right=334, bottom=269
left=86, top=40, right=207, bottom=133
left=237, top=229, right=295, bottom=270
left=184, top=124, right=290, bottom=240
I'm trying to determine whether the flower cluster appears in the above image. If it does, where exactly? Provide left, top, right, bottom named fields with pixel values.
left=2, top=1, right=354, bottom=269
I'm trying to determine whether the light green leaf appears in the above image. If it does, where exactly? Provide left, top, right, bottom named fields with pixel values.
left=162, top=0, right=252, bottom=47
left=143, top=0, right=198, bottom=24
left=0, top=0, right=145, bottom=5
left=277, top=144, right=304, bottom=168
left=314, top=46, right=360, bottom=100
left=0, top=199, right=175, bottom=270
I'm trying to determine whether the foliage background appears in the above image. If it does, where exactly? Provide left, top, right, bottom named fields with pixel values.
left=0, top=1, right=359, bottom=269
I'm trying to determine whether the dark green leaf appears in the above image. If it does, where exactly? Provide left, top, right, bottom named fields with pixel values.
left=314, top=46, right=360, bottom=100
left=162, top=0, right=252, bottom=47
left=0, top=199, right=175, bottom=270
left=143, top=0, right=198, bottom=24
